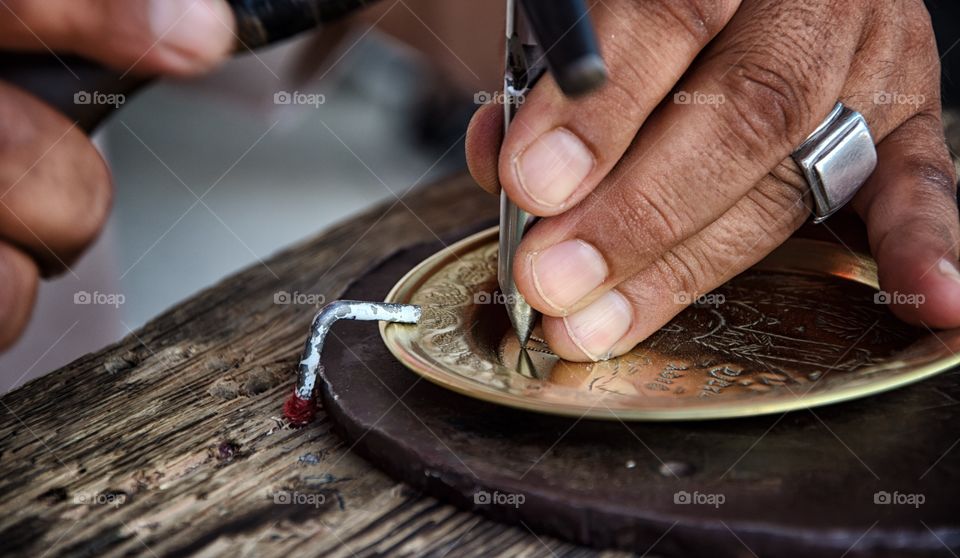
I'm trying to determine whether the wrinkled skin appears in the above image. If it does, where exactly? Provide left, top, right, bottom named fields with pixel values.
left=465, top=0, right=960, bottom=360
left=0, top=0, right=957, bottom=363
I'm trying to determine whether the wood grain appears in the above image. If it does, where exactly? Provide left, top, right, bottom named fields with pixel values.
left=4, top=108, right=960, bottom=556
left=0, top=176, right=627, bottom=557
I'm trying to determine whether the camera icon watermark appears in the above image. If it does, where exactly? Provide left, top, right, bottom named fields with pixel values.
left=473, top=490, right=525, bottom=508
left=873, top=490, right=924, bottom=508
left=273, top=291, right=326, bottom=307
left=873, top=91, right=925, bottom=109
left=673, top=90, right=725, bottom=106
left=673, top=490, right=725, bottom=508
left=674, top=291, right=725, bottom=308
left=474, top=90, right=524, bottom=106
left=74, top=290, right=125, bottom=308
left=874, top=290, right=925, bottom=308
left=473, top=291, right=522, bottom=305
left=74, top=90, right=126, bottom=108
left=73, top=491, right=127, bottom=508
left=272, top=490, right=326, bottom=507
left=274, top=91, right=326, bottom=108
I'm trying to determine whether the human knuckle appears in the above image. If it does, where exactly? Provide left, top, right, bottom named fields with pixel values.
left=38, top=143, right=112, bottom=256
left=656, top=0, right=728, bottom=45
left=0, top=85, right=111, bottom=262
left=657, top=248, right=707, bottom=297
left=745, top=176, right=809, bottom=236
left=599, top=65, right=652, bottom=120
left=908, top=159, right=958, bottom=203
left=719, top=56, right=812, bottom=151
left=677, top=242, right=726, bottom=285
left=767, top=160, right=811, bottom=203
left=606, top=183, right=688, bottom=258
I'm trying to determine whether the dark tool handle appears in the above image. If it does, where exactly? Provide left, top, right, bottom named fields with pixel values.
left=520, top=0, right=606, bottom=97
left=0, top=0, right=372, bottom=132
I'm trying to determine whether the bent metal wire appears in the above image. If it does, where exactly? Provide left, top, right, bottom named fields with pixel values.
left=284, top=300, right=421, bottom=426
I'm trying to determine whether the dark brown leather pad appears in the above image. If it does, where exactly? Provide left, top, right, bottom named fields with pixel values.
left=318, top=234, right=960, bottom=557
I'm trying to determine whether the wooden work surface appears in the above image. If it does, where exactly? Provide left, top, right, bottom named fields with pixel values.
left=0, top=175, right=635, bottom=557
left=3, top=150, right=960, bottom=556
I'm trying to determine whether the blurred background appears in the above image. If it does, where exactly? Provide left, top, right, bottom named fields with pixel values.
left=0, top=1, right=502, bottom=392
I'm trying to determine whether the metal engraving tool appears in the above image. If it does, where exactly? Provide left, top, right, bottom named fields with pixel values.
left=284, top=300, right=421, bottom=426
left=498, top=0, right=543, bottom=349
left=498, top=0, right=607, bottom=348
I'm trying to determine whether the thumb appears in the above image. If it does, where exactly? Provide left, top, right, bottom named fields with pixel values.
left=852, top=112, right=960, bottom=328
left=0, top=0, right=236, bottom=75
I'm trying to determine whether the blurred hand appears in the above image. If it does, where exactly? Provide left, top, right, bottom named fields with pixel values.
left=467, top=0, right=960, bottom=361
left=0, top=0, right=235, bottom=347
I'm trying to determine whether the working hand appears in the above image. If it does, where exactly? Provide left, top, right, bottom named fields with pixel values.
left=467, top=0, right=960, bottom=361
left=0, top=0, right=234, bottom=347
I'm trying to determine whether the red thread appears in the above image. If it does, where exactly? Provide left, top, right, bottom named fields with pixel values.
left=283, top=390, right=316, bottom=427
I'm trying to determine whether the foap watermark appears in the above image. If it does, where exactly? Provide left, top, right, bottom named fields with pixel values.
left=474, top=490, right=525, bottom=508
left=74, top=491, right=127, bottom=508
left=272, top=490, right=326, bottom=507
left=74, top=290, right=125, bottom=308
left=873, top=91, right=925, bottom=108
left=674, top=292, right=725, bottom=308
left=474, top=90, right=525, bottom=106
left=274, top=91, right=326, bottom=108
left=874, top=290, right=925, bottom=308
left=274, top=291, right=326, bottom=306
left=874, top=490, right=924, bottom=508
left=674, top=90, right=725, bottom=106
left=674, top=490, right=725, bottom=508
left=473, top=291, right=522, bottom=305
left=74, top=90, right=126, bottom=108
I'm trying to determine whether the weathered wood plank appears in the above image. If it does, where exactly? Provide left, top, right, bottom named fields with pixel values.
left=9, top=109, right=959, bottom=556
left=0, top=176, right=627, bottom=557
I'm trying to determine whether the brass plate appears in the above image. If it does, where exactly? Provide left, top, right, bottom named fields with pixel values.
left=381, top=227, right=960, bottom=420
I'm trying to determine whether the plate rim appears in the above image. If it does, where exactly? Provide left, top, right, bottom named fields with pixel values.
left=381, top=227, right=960, bottom=421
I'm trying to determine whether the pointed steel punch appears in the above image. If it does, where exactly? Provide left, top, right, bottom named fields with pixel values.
left=498, top=0, right=607, bottom=348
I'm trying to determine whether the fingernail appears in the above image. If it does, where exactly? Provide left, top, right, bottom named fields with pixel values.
left=563, top=290, right=632, bottom=361
left=150, top=0, right=234, bottom=67
left=515, top=127, right=595, bottom=208
left=531, top=240, right=608, bottom=312
left=938, top=258, right=960, bottom=284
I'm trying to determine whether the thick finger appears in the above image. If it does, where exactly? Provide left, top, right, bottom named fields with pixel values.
left=515, top=0, right=862, bottom=318
left=465, top=102, right=502, bottom=194
left=538, top=66, right=945, bottom=361
left=533, top=0, right=943, bottom=359
left=0, top=241, right=39, bottom=349
left=533, top=0, right=941, bottom=360
left=851, top=112, right=960, bottom=328
left=494, top=0, right=740, bottom=216
left=540, top=174, right=806, bottom=361
left=0, top=0, right=235, bottom=75
left=0, top=82, right=112, bottom=274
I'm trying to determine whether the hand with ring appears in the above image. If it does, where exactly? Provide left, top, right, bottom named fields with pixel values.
left=466, top=0, right=960, bottom=361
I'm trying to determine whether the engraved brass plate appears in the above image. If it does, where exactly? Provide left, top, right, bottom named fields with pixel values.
left=381, top=227, right=960, bottom=420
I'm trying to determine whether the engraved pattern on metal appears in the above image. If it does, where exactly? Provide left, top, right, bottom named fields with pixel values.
left=382, top=227, right=960, bottom=420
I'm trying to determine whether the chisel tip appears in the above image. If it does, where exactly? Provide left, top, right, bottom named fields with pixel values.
left=504, top=297, right=536, bottom=349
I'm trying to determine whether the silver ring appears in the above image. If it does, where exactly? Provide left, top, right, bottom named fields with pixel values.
left=792, top=103, right=877, bottom=223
